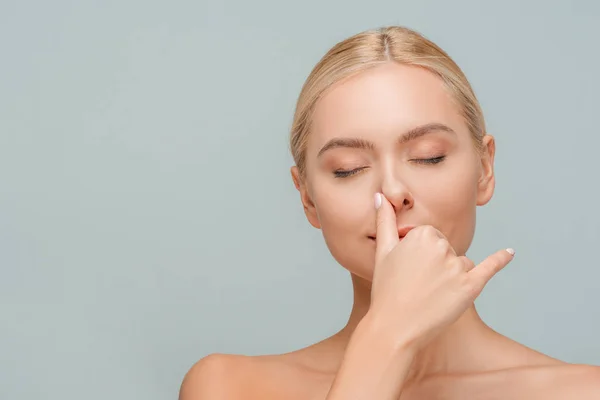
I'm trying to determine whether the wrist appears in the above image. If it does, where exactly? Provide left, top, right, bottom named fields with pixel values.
left=356, top=310, right=420, bottom=358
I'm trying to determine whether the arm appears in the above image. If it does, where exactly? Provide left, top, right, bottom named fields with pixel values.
left=325, top=313, right=418, bottom=400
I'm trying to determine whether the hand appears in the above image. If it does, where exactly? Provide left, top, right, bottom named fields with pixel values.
left=367, top=192, right=515, bottom=350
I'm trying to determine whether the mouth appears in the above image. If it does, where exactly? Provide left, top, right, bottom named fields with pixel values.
left=368, top=226, right=416, bottom=242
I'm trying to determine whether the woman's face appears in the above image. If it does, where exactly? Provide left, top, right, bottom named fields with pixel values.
left=291, top=62, right=496, bottom=281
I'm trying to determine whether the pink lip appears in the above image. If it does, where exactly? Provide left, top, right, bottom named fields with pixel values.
left=368, top=225, right=417, bottom=240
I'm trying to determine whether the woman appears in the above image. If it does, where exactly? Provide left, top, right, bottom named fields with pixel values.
left=180, top=26, right=600, bottom=399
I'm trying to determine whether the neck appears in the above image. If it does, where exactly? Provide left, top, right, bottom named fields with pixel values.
left=332, top=273, right=497, bottom=380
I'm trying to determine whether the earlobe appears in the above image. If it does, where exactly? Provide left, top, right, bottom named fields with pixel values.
left=476, top=175, right=495, bottom=206
left=290, top=166, right=321, bottom=229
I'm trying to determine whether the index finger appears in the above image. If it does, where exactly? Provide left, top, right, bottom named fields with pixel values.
left=374, top=192, right=400, bottom=265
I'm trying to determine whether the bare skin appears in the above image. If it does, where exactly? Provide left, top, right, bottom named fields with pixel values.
left=180, top=63, right=600, bottom=399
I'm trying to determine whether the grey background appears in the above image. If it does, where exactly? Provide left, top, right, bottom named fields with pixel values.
left=1, top=1, right=599, bottom=399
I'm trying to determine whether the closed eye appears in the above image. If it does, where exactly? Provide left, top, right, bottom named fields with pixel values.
left=411, top=156, right=446, bottom=165
left=333, top=156, right=445, bottom=178
left=333, top=167, right=366, bottom=178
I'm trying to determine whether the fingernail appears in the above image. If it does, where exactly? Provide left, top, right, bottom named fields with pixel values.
left=506, top=248, right=515, bottom=256
left=374, top=193, right=382, bottom=209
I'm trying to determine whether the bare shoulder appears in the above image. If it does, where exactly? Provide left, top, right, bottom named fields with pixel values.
left=178, top=352, right=328, bottom=400
left=178, top=353, right=261, bottom=400
left=488, top=333, right=600, bottom=397
left=541, top=364, right=600, bottom=399
left=499, top=363, right=600, bottom=399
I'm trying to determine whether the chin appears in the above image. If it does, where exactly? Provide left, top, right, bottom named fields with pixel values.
left=348, top=268, right=375, bottom=283
left=333, top=245, right=376, bottom=282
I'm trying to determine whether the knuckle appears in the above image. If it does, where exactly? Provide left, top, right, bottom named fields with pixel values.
left=436, top=238, right=448, bottom=250
left=410, top=225, right=426, bottom=236
left=463, top=258, right=475, bottom=271
left=435, top=237, right=451, bottom=254
left=404, top=226, right=422, bottom=240
left=422, top=225, right=437, bottom=235
left=449, top=258, right=465, bottom=275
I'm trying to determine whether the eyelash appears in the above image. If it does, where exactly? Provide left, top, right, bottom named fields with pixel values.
left=415, top=155, right=446, bottom=165
left=333, top=156, right=446, bottom=178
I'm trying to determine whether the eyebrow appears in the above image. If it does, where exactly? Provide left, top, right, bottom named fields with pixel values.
left=316, top=123, right=456, bottom=158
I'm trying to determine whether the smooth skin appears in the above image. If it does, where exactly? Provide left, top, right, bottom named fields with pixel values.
left=180, top=63, right=600, bottom=399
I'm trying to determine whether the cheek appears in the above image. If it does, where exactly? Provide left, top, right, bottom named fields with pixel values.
left=314, top=183, right=368, bottom=237
left=427, top=173, right=477, bottom=212
left=416, top=163, right=479, bottom=253
left=312, top=184, right=376, bottom=278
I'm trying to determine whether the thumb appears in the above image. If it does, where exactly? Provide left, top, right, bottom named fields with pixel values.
left=468, top=248, right=515, bottom=293
left=374, top=192, right=399, bottom=265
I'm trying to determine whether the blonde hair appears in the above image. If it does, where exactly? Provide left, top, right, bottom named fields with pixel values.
left=289, top=26, right=486, bottom=179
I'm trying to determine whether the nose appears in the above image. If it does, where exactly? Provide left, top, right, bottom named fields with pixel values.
left=380, top=172, right=414, bottom=213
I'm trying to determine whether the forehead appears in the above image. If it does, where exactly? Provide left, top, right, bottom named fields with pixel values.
left=308, top=63, right=467, bottom=149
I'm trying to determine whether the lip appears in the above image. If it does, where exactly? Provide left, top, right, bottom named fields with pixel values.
left=368, top=225, right=417, bottom=241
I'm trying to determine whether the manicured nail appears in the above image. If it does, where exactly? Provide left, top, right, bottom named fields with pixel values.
left=506, top=248, right=515, bottom=256
left=374, top=193, right=382, bottom=209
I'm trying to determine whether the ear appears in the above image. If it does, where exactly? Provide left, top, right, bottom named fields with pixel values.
left=290, top=166, right=321, bottom=229
left=476, top=134, right=496, bottom=206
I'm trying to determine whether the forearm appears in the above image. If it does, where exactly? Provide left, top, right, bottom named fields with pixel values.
left=325, top=314, right=417, bottom=400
